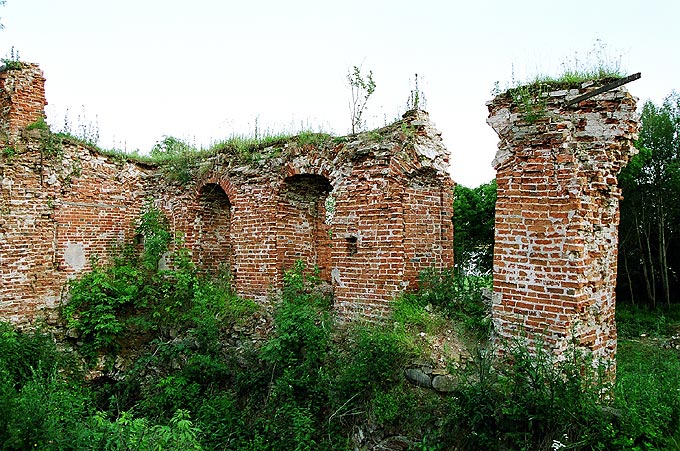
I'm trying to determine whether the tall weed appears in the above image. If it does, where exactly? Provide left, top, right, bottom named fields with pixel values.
left=415, top=267, right=492, bottom=339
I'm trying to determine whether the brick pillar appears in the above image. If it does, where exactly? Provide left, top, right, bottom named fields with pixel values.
left=0, top=63, right=47, bottom=144
left=487, top=80, right=638, bottom=368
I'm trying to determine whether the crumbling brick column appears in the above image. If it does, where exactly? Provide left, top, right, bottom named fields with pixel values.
left=0, top=63, right=47, bottom=144
left=487, top=80, right=638, bottom=367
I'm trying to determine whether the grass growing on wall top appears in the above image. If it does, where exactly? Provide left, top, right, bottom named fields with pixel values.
left=149, top=131, right=335, bottom=184
left=493, top=40, right=627, bottom=124
left=41, top=129, right=336, bottom=185
left=500, top=39, right=625, bottom=94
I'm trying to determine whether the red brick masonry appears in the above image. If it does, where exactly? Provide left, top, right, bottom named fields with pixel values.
left=487, top=81, right=638, bottom=368
left=0, top=63, right=454, bottom=325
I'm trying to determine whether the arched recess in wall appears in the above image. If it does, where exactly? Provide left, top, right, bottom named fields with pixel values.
left=196, top=183, right=233, bottom=275
left=277, top=174, right=333, bottom=283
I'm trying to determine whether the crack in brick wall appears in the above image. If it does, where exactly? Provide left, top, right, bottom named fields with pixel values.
left=487, top=81, right=639, bottom=368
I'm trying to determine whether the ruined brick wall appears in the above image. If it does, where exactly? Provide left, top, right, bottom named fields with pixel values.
left=0, top=63, right=47, bottom=143
left=276, top=174, right=332, bottom=283
left=487, top=80, right=638, bottom=366
left=0, top=65, right=158, bottom=325
left=0, top=64, right=454, bottom=326
left=190, top=111, right=455, bottom=319
left=400, top=117, right=454, bottom=283
left=0, top=140, right=152, bottom=324
left=194, top=183, right=233, bottom=274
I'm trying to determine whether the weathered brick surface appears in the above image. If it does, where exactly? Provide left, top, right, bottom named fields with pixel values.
left=0, top=63, right=150, bottom=326
left=0, top=63, right=47, bottom=143
left=487, top=81, right=639, bottom=367
left=186, top=111, right=455, bottom=317
left=0, top=138, right=151, bottom=324
left=0, top=64, right=454, bottom=326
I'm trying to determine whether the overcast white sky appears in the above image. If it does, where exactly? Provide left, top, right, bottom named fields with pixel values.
left=1, top=0, right=678, bottom=187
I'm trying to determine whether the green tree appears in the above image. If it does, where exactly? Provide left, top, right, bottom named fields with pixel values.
left=453, top=179, right=497, bottom=275
left=347, top=65, right=376, bottom=134
left=618, top=92, right=680, bottom=307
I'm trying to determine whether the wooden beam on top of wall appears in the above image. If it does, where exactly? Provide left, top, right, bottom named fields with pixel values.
left=563, top=72, right=641, bottom=107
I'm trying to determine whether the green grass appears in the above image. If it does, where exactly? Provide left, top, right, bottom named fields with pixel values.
left=53, top=130, right=336, bottom=185
left=615, top=340, right=680, bottom=448
left=497, top=41, right=626, bottom=125
left=616, top=302, right=680, bottom=339
left=528, top=66, right=623, bottom=87
left=3, top=257, right=680, bottom=450
left=505, top=39, right=625, bottom=94
left=503, top=64, right=625, bottom=124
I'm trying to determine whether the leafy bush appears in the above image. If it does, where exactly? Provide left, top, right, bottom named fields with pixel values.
left=254, top=262, right=335, bottom=448
left=63, top=204, right=255, bottom=363
left=151, top=136, right=205, bottom=185
left=335, top=324, right=414, bottom=400
left=262, top=262, right=332, bottom=373
left=414, top=267, right=492, bottom=339
left=0, top=324, right=93, bottom=450
left=0, top=322, right=76, bottom=384
left=1, top=371, right=93, bottom=450
left=63, top=263, right=146, bottom=358
left=73, top=409, right=204, bottom=451
left=429, top=343, right=615, bottom=450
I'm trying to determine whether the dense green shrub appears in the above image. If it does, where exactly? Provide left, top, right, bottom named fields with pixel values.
left=334, top=324, right=414, bottom=400
left=4, top=247, right=680, bottom=450
left=0, top=326, right=92, bottom=450
left=428, top=344, right=609, bottom=450
left=253, top=262, right=338, bottom=450
left=62, top=204, right=255, bottom=363
left=412, top=267, right=492, bottom=339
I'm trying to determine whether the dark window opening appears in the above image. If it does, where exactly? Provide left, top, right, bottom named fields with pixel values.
left=346, top=236, right=358, bottom=256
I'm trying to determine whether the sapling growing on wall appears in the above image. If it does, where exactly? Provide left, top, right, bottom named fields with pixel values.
left=347, top=65, right=376, bottom=134
left=406, top=73, right=427, bottom=111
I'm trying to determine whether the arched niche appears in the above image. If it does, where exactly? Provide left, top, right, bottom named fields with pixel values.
left=277, top=174, right=333, bottom=283
left=196, top=183, right=233, bottom=275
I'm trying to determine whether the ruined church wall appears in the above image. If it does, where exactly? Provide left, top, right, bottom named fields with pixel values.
left=487, top=80, right=638, bottom=365
left=0, top=139, right=152, bottom=325
left=192, top=116, right=455, bottom=319
left=329, top=146, right=408, bottom=319
left=0, top=63, right=455, bottom=326
left=0, top=63, right=47, bottom=143
left=395, top=116, right=455, bottom=291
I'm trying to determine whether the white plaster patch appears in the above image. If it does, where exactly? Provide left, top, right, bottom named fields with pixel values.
left=158, top=251, right=172, bottom=271
left=64, top=243, right=86, bottom=271
left=486, top=107, right=512, bottom=135
left=331, top=267, right=345, bottom=288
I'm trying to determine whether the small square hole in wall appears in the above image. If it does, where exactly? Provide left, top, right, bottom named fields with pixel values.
left=346, top=236, right=358, bottom=256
